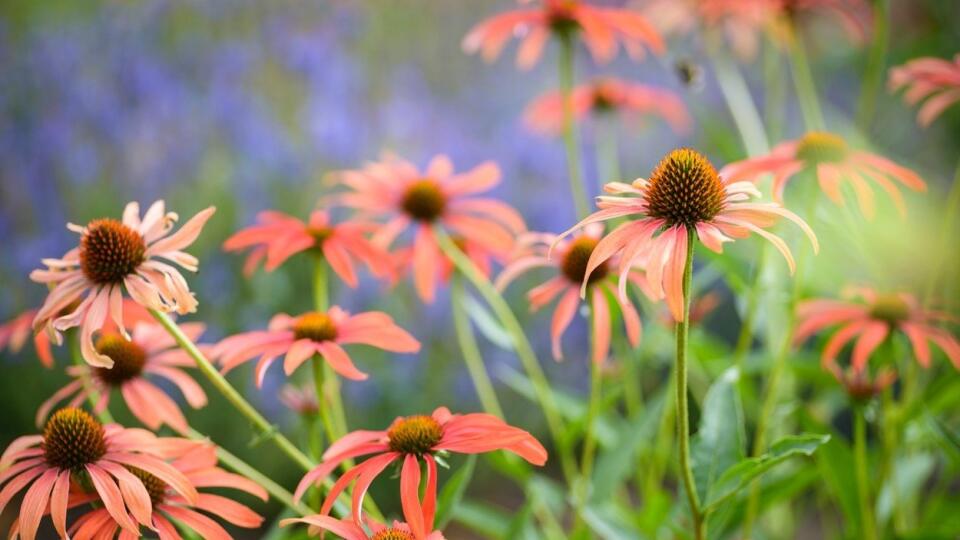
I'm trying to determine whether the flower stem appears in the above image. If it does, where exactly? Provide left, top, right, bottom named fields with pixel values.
left=676, top=227, right=703, bottom=540
left=854, top=407, right=879, bottom=540
left=311, top=356, right=339, bottom=446
left=450, top=272, right=505, bottom=418
left=923, top=156, right=960, bottom=307
left=595, top=114, right=621, bottom=188
left=855, top=0, right=890, bottom=132
left=433, top=226, right=578, bottom=483
left=67, top=330, right=114, bottom=424
left=558, top=32, right=590, bottom=219
left=312, top=254, right=329, bottom=312
left=709, top=43, right=770, bottom=156
left=576, top=348, right=603, bottom=520
left=788, top=27, right=826, bottom=131
left=312, top=256, right=349, bottom=439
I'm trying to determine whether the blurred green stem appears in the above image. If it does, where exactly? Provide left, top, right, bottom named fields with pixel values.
left=854, top=407, right=879, bottom=540
left=923, top=157, right=960, bottom=306
left=710, top=45, right=770, bottom=156
left=312, top=256, right=349, bottom=438
left=434, top=226, right=578, bottom=484
left=676, top=228, right=704, bottom=540
left=311, top=356, right=338, bottom=448
left=595, top=114, right=621, bottom=187
left=788, top=28, right=825, bottom=131
left=576, top=328, right=603, bottom=526
left=558, top=32, right=590, bottom=219
left=67, top=329, right=114, bottom=424
left=763, top=36, right=786, bottom=142
left=856, top=0, right=890, bottom=131
left=450, top=272, right=505, bottom=418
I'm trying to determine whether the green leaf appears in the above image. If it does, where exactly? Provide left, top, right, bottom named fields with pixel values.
left=691, top=367, right=746, bottom=504
left=704, top=433, right=830, bottom=511
left=435, top=455, right=477, bottom=529
left=581, top=502, right=646, bottom=540
left=877, top=452, right=935, bottom=523
left=452, top=500, right=509, bottom=538
left=464, top=294, right=513, bottom=350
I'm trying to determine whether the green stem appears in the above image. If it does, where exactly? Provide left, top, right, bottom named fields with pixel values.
left=558, top=32, right=590, bottom=219
left=312, top=257, right=349, bottom=440
left=312, top=254, right=329, bottom=312
left=763, top=35, right=786, bottom=142
left=433, top=226, right=578, bottom=483
left=676, top=228, right=703, bottom=540
left=710, top=44, right=770, bottom=156
left=450, top=273, right=505, bottom=418
left=854, top=408, right=879, bottom=540
left=311, top=357, right=339, bottom=446
left=595, top=114, right=621, bottom=188
left=923, top=157, right=960, bottom=307
left=577, top=355, right=603, bottom=517
left=67, top=330, right=114, bottom=424
left=855, top=0, right=890, bottom=132
left=788, top=28, right=826, bottom=131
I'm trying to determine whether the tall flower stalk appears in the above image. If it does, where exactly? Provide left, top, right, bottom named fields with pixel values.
left=450, top=272, right=505, bottom=418
left=558, top=33, right=590, bottom=218
left=854, top=405, right=879, bottom=540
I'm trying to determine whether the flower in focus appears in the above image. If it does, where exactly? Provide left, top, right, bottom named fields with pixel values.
left=0, top=408, right=197, bottom=539
left=0, top=310, right=53, bottom=368
left=213, top=307, right=420, bottom=386
left=462, top=0, right=664, bottom=70
left=30, top=201, right=216, bottom=367
left=523, top=77, right=691, bottom=136
left=293, top=407, right=547, bottom=533
left=720, top=132, right=926, bottom=219
left=69, top=440, right=267, bottom=539
left=558, top=148, right=817, bottom=321
left=888, top=53, right=960, bottom=127
left=331, top=154, right=525, bottom=303
left=795, top=286, right=960, bottom=370
left=280, top=383, right=320, bottom=417
left=496, top=225, right=648, bottom=365
left=223, top=210, right=392, bottom=286
left=282, top=516, right=445, bottom=540
left=37, top=321, right=209, bottom=434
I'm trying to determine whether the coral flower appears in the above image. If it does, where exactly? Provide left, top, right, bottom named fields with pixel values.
left=0, top=408, right=197, bottom=539
left=213, top=307, right=420, bottom=386
left=558, top=148, right=817, bottom=321
left=391, top=234, right=506, bottom=288
left=331, top=154, right=525, bottom=303
left=280, top=383, right=320, bottom=416
left=826, top=362, right=896, bottom=403
left=642, top=0, right=777, bottom=60
left=720, top=132, right=926, bottom=219
left=223, top=210, right=391, bottom=286
left=462, top=0, right=664, bottom=69
left=888, top=53, right=960, bottom=127
left=495, top=225, right=648, bottom=365
left=68, top=440, right=267, bottom=540
left=30, top=200, right=216, bottom=368
left=795, top=287, right=960, bottom=370
left=523, top=78, right=691, bottom=136
left=293, top=407, right=547, bottom=534
left=0, top=310, right=53, bottom=368
left=37, top=321, right=209, bottom=434
left=282, top=516, right=445, bottom=540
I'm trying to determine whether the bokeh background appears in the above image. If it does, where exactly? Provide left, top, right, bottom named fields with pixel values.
left=1, top=1, right=958, bottom=538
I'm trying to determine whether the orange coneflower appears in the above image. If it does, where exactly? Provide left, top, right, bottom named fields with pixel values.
left=720, top=132, right=926, bottom=219
left=557, top=148, right=817, bottom=321
left=795, top=286, right=960, bottom=370
left=212, top=307, right=420, bottom=386
left=0, top=408, right=197, bottom=539
left=293, top=407, right=547, bottom=535
left=282, top=516, right=445, bottom=540
left=30, top=201, right=215, bottom=368
left=496, top=225, right=649, bottom=365
left=462, top=0, right=664, bottom=70
left=331, top=154, right=525, bottom=303
left=523, top=77, right=691, bottom=136
left=37, top=321, right=208, bottom=434
left=223, top=209, right=392, bottom=286
left=889, top=53, right=960, bottom=127
left=67, top=440, right=266, bottom=540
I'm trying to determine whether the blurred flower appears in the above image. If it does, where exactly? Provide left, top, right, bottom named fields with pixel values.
left=0, top=310, right=52, bottom=368
left=558, top=148, right=817, bottom=321
left=331, top=154, right=525, bottom=303
left=280, top=383, right=319, bottom=416
left=283, top=516, right=445, bottom=540
left=213, top=307, right=420, bottom=386
left=523, top=77, right=691, bottom=136
left=223, top=210, right=392, bottom=287
left=391, top=235, right=506, bottom=290
left=828, top=363, right=896, bottom=403
left=462, top=0, right=664, bottom=70
left=37, top=322, right=209, bottom=434
left=658, top=289, right=721, bottom=327
left=69, top=439, right=267, bottom=539
left=720, top=132, right=926, bottom=219
left=0, top=408, right=197, bottom=539
left=496, top=225, right=648, bottom=365
left=293, top=407, right=547, bottom=533
left=795, top=287, right=960, bottom=370
left=888, top=53, right=960, bottom=127
left=30, top=201, right=216, bottom=367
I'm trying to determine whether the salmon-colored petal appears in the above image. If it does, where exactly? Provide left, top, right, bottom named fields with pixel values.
left=193, top=493, right=263, bottom=528
left=160, top=505, right=231, bottom=540
left=86, top=464, right=141, bottom=535
left=851, top=321, right=890, bottom=370
left=662, top=226, right=688, bottom=322
left=590, top=287, right=612, bottom=365
left=901, top=322, right=931, bottom=368
left=413, top=226, right=440, bottom=303
left=96, top=461, right=155, bottom=527
left=284, top=339, right=320, bottom=376
left=317, top=341, right=368, bottom=381
left=280, top=516, right=367, bottom=540
left=551, top=288, right=581, bottom=361
left=401, top=454, right=426, bottom=538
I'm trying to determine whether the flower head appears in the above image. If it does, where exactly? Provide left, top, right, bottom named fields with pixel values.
left=720, top=132, right=926, bottom=219
left=496, top=225, right=648, bottom=365
left=795, top=286, right=960, bottom=371
left=331, top=154, right=525, bottom=303
left=293, top=407, right=546, bottom=535
left=212, top=307, right=420, bottom=386
left=888, top=53, right=960, bottom=127
left=30, top=201, right=215, bottom=367
left=557, top=148, right=817, bottom=321
left=223, top=210, right=392, bottom=287
left=282, top=516, right=445, bottom=540
left=523, top=78, right=690, bottom=136
left=37, top=321, right=208, bottom=434
left=280, top=383, right=320, bottom=416
left=462, top=0, right=664, bottom=69
left=0, top=408, right=198, bottom=539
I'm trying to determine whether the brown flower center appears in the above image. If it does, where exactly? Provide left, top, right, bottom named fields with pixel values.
left=547, top=1, right=580, bottom=35
left=127, top=466, right=167, bottom=505
left=561, top=236, right=608, bottom=285
left=372, top=529, right=415, bottom=540
left=93, top=333, right=147, bottom=385
left=868, top=294, right=910, bottom=327
left=401, top=179, right=446, bottom=222
left=307, top=226, right=334, bottom=247
left=644, top=148, right=726, bottom=227
left=42, top=408, right=107, bottom=470
left=387, top=415, right=443, bottom=455
left=796, top=131, right=848, bottom=166
left=292, top=312, right=338, bottom=342
left=79, top=219, right=147, bottom=284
